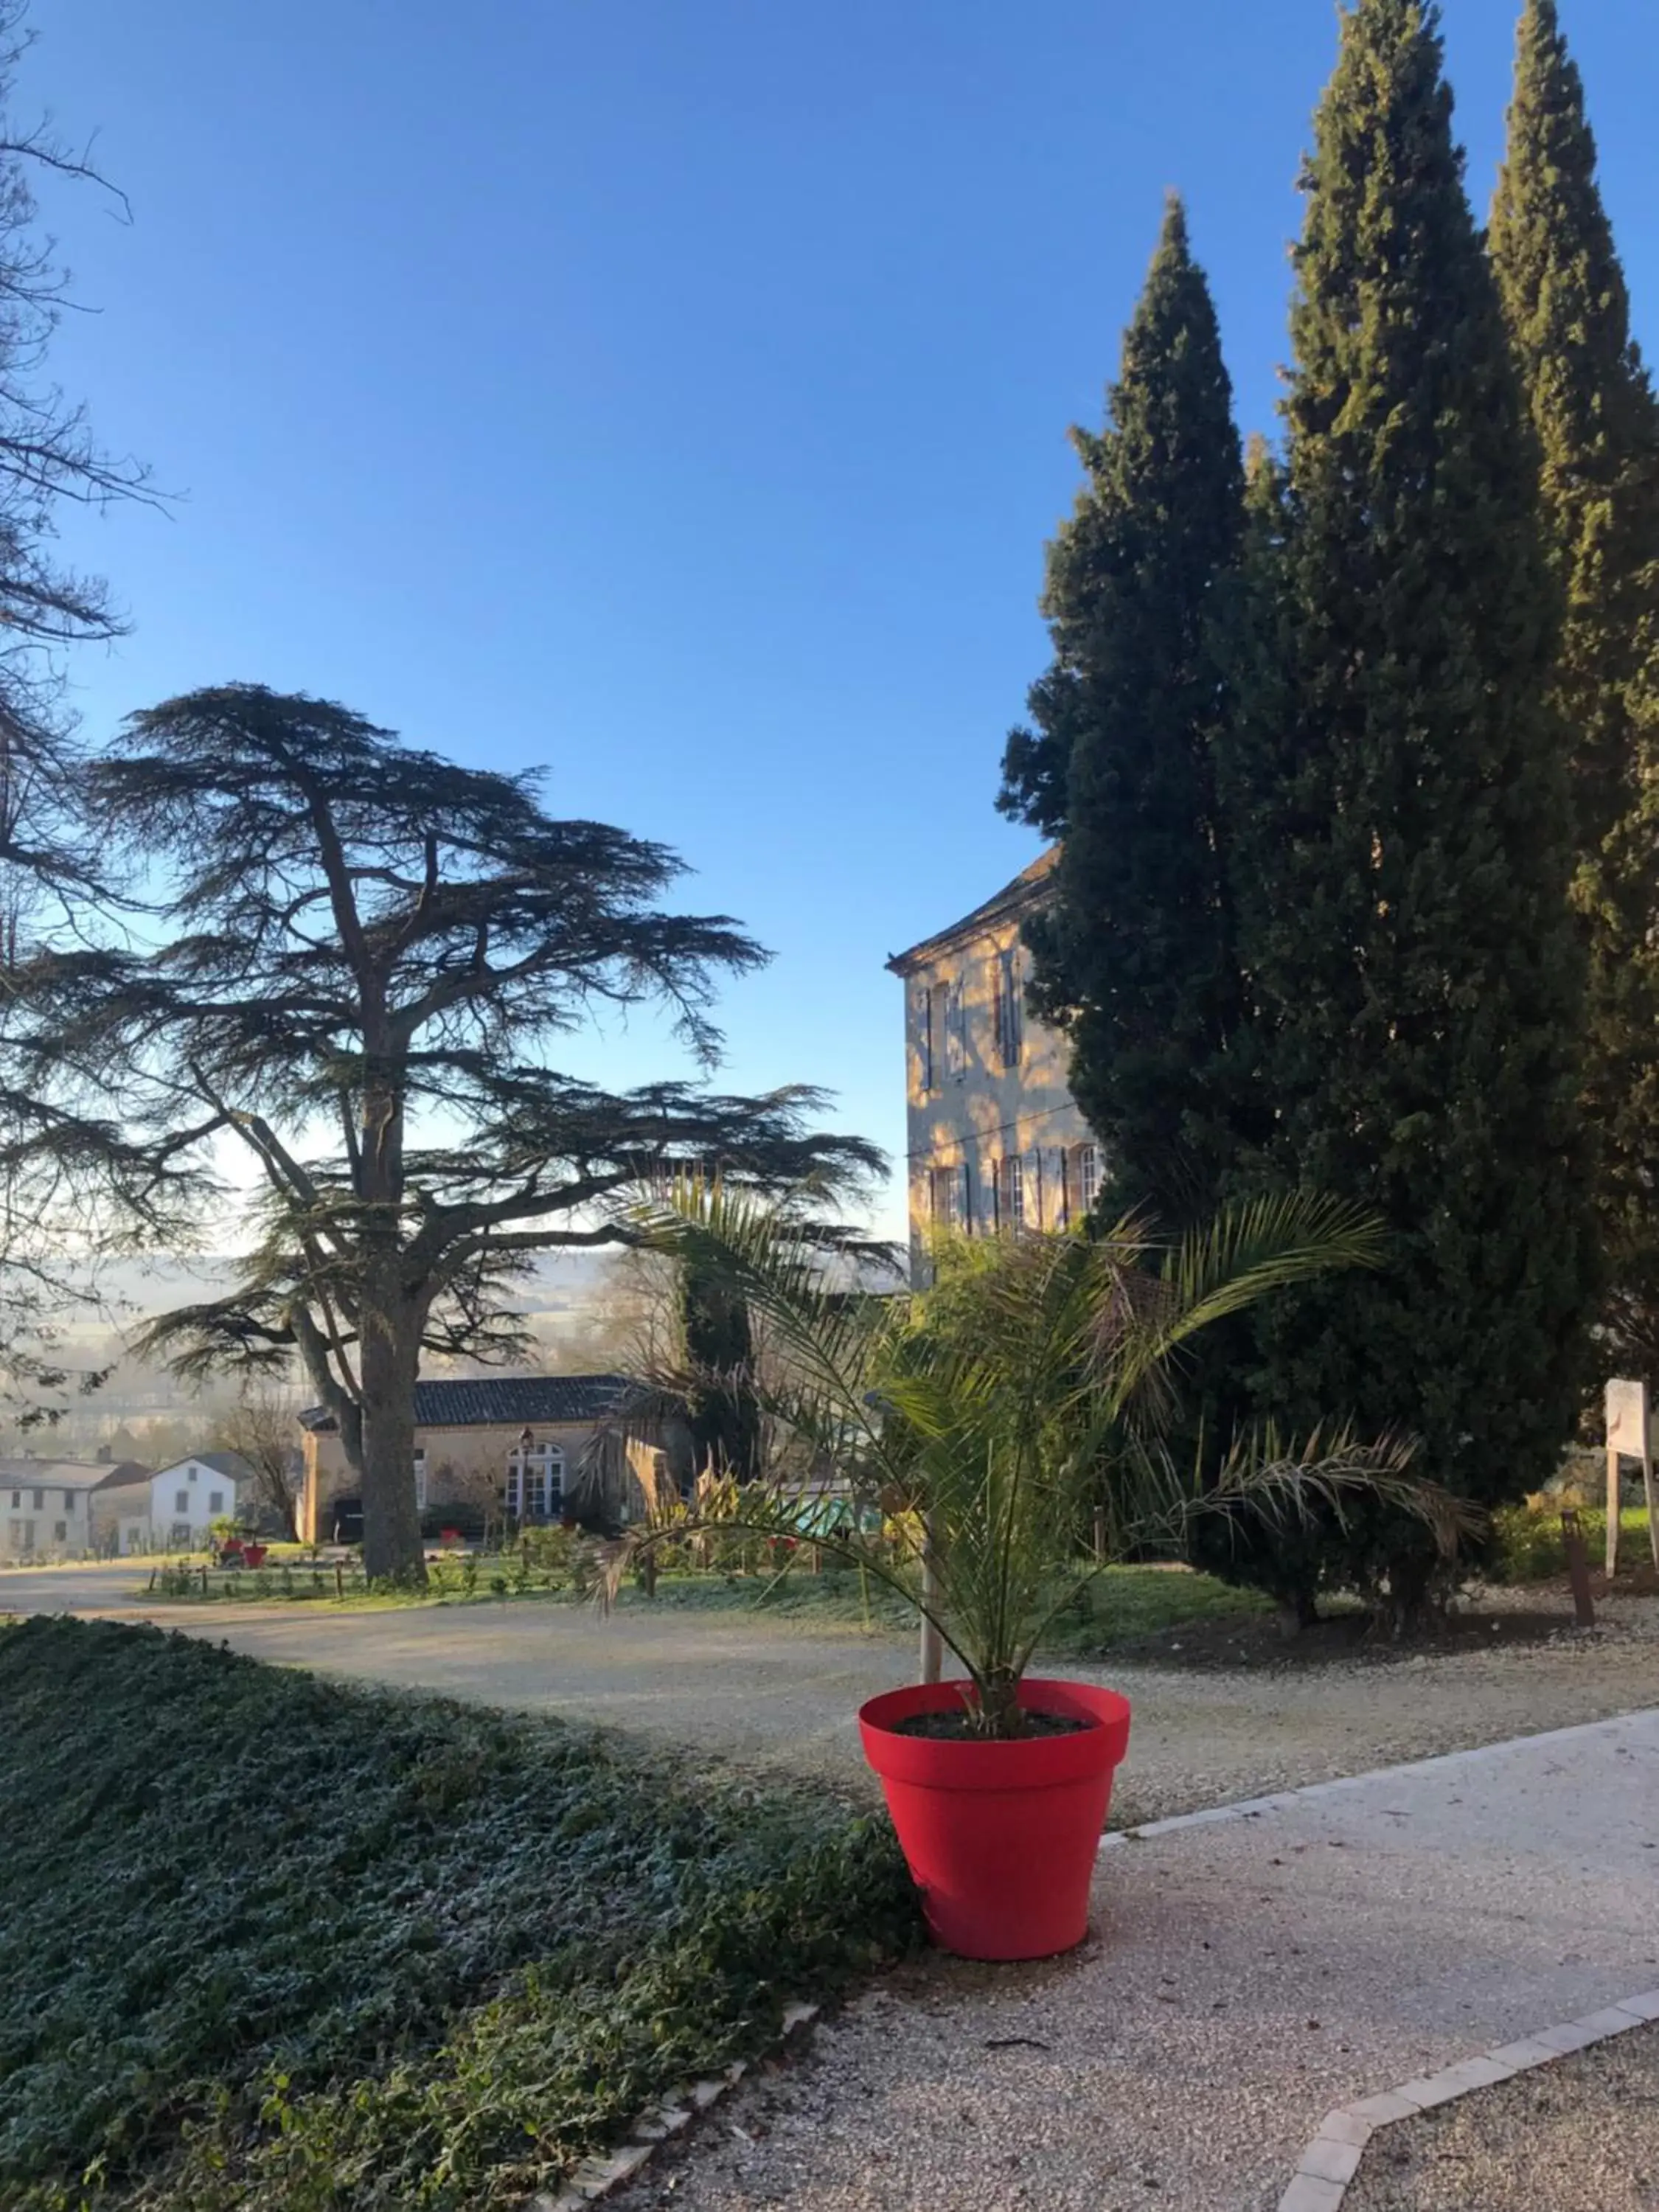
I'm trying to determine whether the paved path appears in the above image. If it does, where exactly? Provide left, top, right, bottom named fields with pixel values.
left=618, top=1711, right=1659, bottom=2212
left=7, top=1562, right=1659, bottom=1833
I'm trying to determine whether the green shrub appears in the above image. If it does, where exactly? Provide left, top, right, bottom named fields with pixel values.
left=520, top=1524, right=581, bottom=1582
left=0, top=1617, right=917, bottom=2211
left=1489, top=1503, right=1652, bottom=1585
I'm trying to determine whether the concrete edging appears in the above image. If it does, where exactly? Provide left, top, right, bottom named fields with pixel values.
left=532, top=2001, right=819, bottom=2210
left=1276, top=1990, right=1659, bottom=2211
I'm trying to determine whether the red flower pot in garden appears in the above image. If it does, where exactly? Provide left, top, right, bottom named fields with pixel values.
left=858, top=1677, right=1131, bottom=1962
left=242, top=1544, right=268, bottom=1569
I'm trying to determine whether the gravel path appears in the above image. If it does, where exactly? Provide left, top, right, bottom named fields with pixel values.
left=616, top=1711, right=1659, bottom=2212
left=4, top=1565, right=1659, bottom=1830
left=1345, top=2020, right=1659, bottom=2211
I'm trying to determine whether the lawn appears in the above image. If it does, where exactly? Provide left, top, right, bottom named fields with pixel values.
left=636, top=1559, right=1270, bottom=1648
left=136, top=1551, right=1271, bottom=1650
left=0, top=1616, right=918, bottom=2211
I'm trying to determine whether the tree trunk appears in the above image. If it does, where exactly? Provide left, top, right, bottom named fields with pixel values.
left=1276, top=1590, right=1321, bottom=1639
left=1368, top=1549, right=1441, bottom=1642
left=358, top=1301, right=425, bottom=1583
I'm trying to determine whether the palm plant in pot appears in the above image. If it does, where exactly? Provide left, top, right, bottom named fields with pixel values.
left=610, top=1181, right=1468, bottom=1961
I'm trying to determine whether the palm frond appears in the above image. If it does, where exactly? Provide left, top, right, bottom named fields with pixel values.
left=602, top=1180, right=1453, bottom=1735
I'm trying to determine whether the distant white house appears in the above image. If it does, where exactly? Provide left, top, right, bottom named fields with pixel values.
left=0, top=1459, right=148, bottom=1564
left=94, top=1452, right=251, bottom=1555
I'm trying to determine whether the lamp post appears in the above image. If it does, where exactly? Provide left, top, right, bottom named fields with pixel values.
left=509, top=1425, right=534, bottom=1528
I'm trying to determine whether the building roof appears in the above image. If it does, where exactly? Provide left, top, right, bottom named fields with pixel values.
left=0, top=1457, right=152, bottom=1494
left=92, top=1459, right=160, bottom=1492
left=298, top=1374, right=636, bottom=1436
left=885, top=847, right=1059, bottom=977
left=146, top=1450, right=254, bottom=1485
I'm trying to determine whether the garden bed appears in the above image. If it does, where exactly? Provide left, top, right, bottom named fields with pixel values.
left=0, top=1615, right=919, bottom=2211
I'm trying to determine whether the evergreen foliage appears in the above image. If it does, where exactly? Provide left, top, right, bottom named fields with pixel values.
left=13, top=686, right=880, bottom=1580
left=1222, top=0, right=1596, bottom=1618
left=1489, top=0, right=1659, bottom=1379
left=998, top=197, right=1245, bottom=1225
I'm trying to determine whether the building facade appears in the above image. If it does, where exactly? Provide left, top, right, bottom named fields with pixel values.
left=91, top=1453, right=249, bottom=1555
left=297, top=1374, right=685, bottom=1543
left=888, top=849, right=1098, bottom=1276
left=0, top=1460, right=126, bottom=1563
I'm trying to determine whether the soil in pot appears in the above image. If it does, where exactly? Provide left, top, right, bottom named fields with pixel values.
left=890, top=1708, right=1090, bottom=1742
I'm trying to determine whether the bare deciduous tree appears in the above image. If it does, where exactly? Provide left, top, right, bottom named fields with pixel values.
left=210, top=1385, right=302, bottom=1540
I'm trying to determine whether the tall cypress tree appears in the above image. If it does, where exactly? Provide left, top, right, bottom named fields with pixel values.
left=1489, top=0, right=1659, bottom=1379
left=998, top=195, right=1245, bottom=1224
left=1227, top=0, right=1597, bottom=1624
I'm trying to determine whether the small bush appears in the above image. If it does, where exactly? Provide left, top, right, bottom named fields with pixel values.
left=1488, top=1503, right=1651, bottom=1585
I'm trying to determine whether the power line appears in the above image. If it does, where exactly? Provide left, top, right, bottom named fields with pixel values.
left=903, top=1098, right=1090, bottom=1166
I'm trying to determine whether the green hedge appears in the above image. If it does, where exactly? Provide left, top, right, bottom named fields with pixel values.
left=1487, top=1503, right=1652, bottom=1585
left=0, top=1618, right=918, bottom=2210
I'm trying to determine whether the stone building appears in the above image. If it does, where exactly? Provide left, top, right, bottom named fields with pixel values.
left=888, top=849, right=1097, bottom=1276
left=297, top=1374, right=689, bottom=1543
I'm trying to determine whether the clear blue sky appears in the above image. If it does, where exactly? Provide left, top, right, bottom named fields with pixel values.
left=29, top=0, right=1659, bottom=1238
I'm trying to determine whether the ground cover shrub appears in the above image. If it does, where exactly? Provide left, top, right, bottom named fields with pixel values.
left=0, top=1616, right=917, bottom=2211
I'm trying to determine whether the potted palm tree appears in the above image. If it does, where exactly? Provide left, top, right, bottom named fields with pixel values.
left=610, top=1183, right=1467, bottom=1961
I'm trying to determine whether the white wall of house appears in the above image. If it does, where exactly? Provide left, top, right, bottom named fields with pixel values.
left=142, top=1459, right=240, bottom=1551
left=0, top=1475, right=95, bottom=1562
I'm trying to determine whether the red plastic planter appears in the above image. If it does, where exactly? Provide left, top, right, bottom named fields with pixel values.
left=858, top=1677, right=1131, bottom=1961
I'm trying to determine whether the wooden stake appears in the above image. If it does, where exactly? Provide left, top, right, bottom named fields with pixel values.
left=1561, top=1510, right=1596, bottom=1629
left=1607, top=1441, right=1621, bottom=1579
left=918, top=1512, right=943, bottom=1685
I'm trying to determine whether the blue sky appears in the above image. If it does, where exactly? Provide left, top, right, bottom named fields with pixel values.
left=29, top=0, right=1659, bottom=1239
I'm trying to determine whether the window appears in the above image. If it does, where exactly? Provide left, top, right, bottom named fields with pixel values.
left=31, top=1488, right=43, bottom=1512
left=918, top=986, right=935, bottom=1093
left=63, top=1489, right=76, bottom=1512
left=52, top=1520, right=66, bottom=1543
left=8, top=1489, right=17, bottom=1509
left=175, top=1489, right=190, bottom=1514
left=505, top=1443, right=565, bottom=1524
left=928, top=1164, right=964, bottom=1233
left=943, top=978, right=967, bottom=1079
left=995, top=1154, right=1025, bottom=1235
left=187, top=1465, right=198, bottom=1483
left=1072, top=1141, right=1102, bottom=1217
left=993, top=950, right=1023, bottom=1070
left=18, top=1519, right=34, bottom=1553
left=413, top=1449, right=428, bottom=1512
left=208, top=1491, right=224, bottom=1514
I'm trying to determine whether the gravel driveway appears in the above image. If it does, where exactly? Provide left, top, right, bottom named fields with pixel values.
left=4, top=1564, right=1659, bottom=1829
left=1344, top=2021, right=1659, bottom=2211
left=613, top=1709, right=1659, bottom=2212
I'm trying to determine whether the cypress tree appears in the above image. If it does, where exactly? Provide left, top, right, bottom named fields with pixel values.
left=1489, top=0, right=1659, bottom=1379
left=998, top=195, right=1246, bottom=1224
left=1228, top=0, right=1597, bottom=1624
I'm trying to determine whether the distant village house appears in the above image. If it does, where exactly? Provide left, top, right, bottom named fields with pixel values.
left=91, top=1452, right=253, bottom=1555
left=297, top=1374, right=689, bottom=1543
